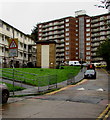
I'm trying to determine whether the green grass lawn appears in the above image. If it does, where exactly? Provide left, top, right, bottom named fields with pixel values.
left=1, top=66, right=81, bottom=87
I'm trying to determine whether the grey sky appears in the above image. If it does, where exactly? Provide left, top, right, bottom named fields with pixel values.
left=0, top=0, right=108, bottom=34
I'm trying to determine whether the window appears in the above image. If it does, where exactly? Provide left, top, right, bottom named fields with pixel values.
left=86, top=28, right=90, bottom=32
left=20, top=34, right=22, bottom=38
left=66, top=38, right=69, bottom=41
left=86, top=52, right=90, bottom=55
left=39, top=25, right=42, bottom=28
left=24, top=44, right=26, bottom=49
left=86, top=42, right=90, bottom=46
left=76, top=34, right=78, bottom=36
left=66, top=23, right=69, bottom=27
left=66, top=42, right=69, bottom=45
left=76, top=43, right=78, bottom=45
left=20, top=52, right=23, bottom=57
left=86, top=19, right=90, bottom=23
left=66, top=56, right=69, bottom=59
left=39, top=29, right=42, bottom=32
left=6, top=26, right=10, bottom=31
left=2, top=35, right=4, bottom=41
left=86, top=38, right=90, bottom=41
left=86, top=24, right=90, bottom=27
left=24, top=53, right=26, bottom=58
left=39, top=37, right=42, bottom=40
left=86, top=56, right=90, bottom=60
left=86, top=47, right=90, bottom=50
left=66, top=19, right=69, bottom=22
left=65, top=28, right=69, bottom=31
left=66, top=47, right=69, bottom=50
left=76, top=52, right=78, bottom=55
left=39, top=33, right=42, bottom=36
left=66, top=33, right=69, bottom=36
left=76, top=39, right=78, bottom=41
left=66, top=51, right=69, bottom=55
left=76, top=48, right=78, bottom=50
left=86, top=33, right=90, bottom=36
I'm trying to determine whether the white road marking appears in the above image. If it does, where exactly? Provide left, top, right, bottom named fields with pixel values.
left=96, top=88, right=104, bottom=91
left=77, top=87, right=85, bottom=90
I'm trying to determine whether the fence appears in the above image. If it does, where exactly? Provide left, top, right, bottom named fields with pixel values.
left=67, top=73, right=75, bottom=85
left=0, top=68, right=75, bottom=95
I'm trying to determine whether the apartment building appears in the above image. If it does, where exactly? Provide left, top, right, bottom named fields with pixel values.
left=37, top=17, right=78, bottom=65
left=91, top=13, right=110, bottom=62
left=37, top=11, right=110, bottom=64
left=37, top=11, right=92, bottom=64
left=0, top=19, right=36, bottom=68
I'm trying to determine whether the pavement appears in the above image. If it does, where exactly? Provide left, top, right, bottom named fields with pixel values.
left=7, top=67, right=86, bottom=97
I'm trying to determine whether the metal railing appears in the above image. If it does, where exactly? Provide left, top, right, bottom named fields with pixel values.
left=0, top=68, right=76, bottom=95
left=67, top=73, right=75, bottom=85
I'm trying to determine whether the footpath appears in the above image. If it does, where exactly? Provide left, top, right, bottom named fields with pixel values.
left=8, top=67, right=86, bottom=97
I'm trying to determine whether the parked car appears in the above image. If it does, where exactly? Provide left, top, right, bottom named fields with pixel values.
left=84, top=69, right=96, bottom=79
left=69, top=61, right=81, bottom=66
left=0, top=83, right=9, bottom=104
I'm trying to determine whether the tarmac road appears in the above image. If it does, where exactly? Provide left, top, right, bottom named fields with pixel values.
left=1, top=68, right=109, bottom=119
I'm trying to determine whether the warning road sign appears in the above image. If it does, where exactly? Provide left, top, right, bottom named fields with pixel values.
left=8, top=38, right=18, bottom=57
left=9, top=39, right=18, bottom=49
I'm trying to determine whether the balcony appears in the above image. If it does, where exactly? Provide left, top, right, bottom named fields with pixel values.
left=56, top=44, right=64, bottom=49
left=91, top=33, right=100, bottom=37
left=91, top=43, right=100, bottom=47
left=91, top=48, right=97, bottom=52
left=91, top=19, right=99, bottom=23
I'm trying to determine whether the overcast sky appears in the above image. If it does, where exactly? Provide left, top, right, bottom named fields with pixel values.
left=0, top=0, right=108, bottom=34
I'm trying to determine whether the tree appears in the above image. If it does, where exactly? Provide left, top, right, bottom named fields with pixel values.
left=97, top=38, right=110, bottom=70
left=31, top=25, right=38, bottom=43
left=95, top=0, right=107, bottom=8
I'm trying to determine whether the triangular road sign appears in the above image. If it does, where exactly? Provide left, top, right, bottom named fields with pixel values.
left=9, top=39, right=18, bottom=49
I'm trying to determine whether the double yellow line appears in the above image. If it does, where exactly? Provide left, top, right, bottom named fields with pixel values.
left=96, top=104, right=110, bottom=120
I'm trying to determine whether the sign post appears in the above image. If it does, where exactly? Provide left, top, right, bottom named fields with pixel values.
left=8, top=38, right=18, bottom=96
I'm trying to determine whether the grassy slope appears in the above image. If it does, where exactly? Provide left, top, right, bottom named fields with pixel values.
left=2, top=66, right=81, bottom=86
left=16, top=66, right=80, bottom=82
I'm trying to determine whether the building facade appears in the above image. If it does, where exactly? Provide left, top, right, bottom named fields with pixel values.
left=37, top=11, right=110, bottom=64
left=37, top=17, right=79, bottom=65
left=91, top=13, right=110, bottom=62
left=0, top=19, right=36, bottom=68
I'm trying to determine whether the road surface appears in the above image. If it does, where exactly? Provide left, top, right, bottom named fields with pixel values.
left=1, top=68, right=109, bottom=119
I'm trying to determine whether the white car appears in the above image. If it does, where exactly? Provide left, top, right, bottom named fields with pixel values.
left=0, top=83, right=9, bottom=103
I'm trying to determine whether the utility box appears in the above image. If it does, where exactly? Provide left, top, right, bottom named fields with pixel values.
left=36, top=40, right=56, bottom=68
